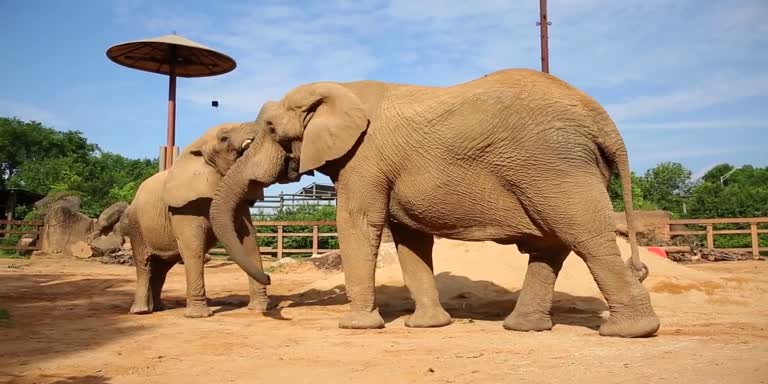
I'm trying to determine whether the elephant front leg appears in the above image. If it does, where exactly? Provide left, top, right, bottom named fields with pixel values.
left=389, top=221, right=451, bottom=328
left=173, top=221, right=213, bottom=318
left=504, top=244, right=569, bottom=332
left=337, top=204, right=387, bottom=329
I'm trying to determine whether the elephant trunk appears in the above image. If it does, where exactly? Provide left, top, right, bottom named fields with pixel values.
left=210, top=163, right=271, bottom=286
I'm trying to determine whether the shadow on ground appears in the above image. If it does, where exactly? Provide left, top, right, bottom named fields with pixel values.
left=0, top=269, right=150, bottom=382
left=210, top=271, right=607, bottom=330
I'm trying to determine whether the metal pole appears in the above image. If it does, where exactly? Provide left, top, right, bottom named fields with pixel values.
left=538, top=0, right=550, bottom=73
left=165, top=45, right=177, bottom=169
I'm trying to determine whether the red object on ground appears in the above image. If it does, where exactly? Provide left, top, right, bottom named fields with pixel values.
left=646, top=247, right=668, bottom=259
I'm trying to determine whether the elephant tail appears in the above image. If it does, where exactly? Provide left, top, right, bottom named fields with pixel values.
left=594, top=115, right=648, bottom=282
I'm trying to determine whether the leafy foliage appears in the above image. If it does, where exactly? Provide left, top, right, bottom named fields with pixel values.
left=610, top=162, right=768, bottom=249
left=639, top=162, right=692, bottom=213
left=1, top=117, right=157, bottom=217
left=607, top=170, right=658, bottom=211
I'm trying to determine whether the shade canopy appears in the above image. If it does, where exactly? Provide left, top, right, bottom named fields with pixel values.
left=106, top=34, right=236, bottom=78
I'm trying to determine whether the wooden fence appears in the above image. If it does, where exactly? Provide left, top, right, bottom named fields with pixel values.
left=0, top=219, right=44, bottom=251
left=668, top=217, right=768, bottom=257
left=211, top=220, right=338, bottom=259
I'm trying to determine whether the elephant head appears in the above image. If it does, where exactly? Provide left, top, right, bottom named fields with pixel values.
left=209, top=121, right=294, bottom=284
left=255, top=82, right=369, bottom=175
left=163, top=122, right=271, bottom=286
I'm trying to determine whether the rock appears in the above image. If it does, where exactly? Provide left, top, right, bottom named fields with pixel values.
left=613, top=210, right=673, bottom=242
left=35, top=192, right=82, bottom=214
left=16, top=234, right=38, bottom=256
left=40, top=201, right=95, bottom=256
left=90, top=233, right=124, bottom=257
left=89, top=202, right=129, bottom=240
left=71, top=241, right=93, bottom=259
left=275, top=257, right=298, bottom=265
left=309, top=250, right=342, bottom=270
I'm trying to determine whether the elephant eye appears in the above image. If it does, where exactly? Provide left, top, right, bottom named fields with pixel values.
left=219, top=135, right=229, bottom=143
left=264, top=121, right=277, bottom=136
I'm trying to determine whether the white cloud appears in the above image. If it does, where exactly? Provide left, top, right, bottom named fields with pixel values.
left=111, top=0, right=768, bottom=133
left=606, top=75, right=768, bottom=121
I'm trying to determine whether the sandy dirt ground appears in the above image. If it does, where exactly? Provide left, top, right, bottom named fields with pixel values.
left=1, top=239, right=767, bottom=384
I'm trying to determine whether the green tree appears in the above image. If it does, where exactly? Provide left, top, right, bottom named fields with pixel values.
left=687, top=164, right=768, bottom=219
left=0, top=117, right=96, bottom=188
left=608, top=170, right=657, bottom=211
left=685, top=164, right=768, bottom=249
left=2, top=117, right=157, bottom=217
left=639, top=162, right=692, bottom=214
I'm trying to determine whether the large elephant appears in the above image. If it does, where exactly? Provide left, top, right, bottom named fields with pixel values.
left=211, top=68, right=660, bottom=337
left=123, top=122, right=271, bottom=318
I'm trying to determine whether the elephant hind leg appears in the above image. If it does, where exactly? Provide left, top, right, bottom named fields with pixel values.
left=570, top=232, right=659, bottom=337
left=149, top=258, right=177, bottom=311
left=389, top=220, right=452, bottom=328
left=516, top=174, right=659, bottom=337
left=503, top=242, right=569, bottom=332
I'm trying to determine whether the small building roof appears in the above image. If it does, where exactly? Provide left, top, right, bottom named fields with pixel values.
left=295, top=182, right=336, bottom=196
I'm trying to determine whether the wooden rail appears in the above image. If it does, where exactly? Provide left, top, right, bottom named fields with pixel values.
left=211, top=220, right=339, bottom=259
left=668, top=217, right=768, bottom=258
left=0, top=219, right=44, bottom=251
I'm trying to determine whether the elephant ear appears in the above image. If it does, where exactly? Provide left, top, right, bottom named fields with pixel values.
left=163, top=147, right=221, bottom=208
left=289, top=83, right=369, bottom=173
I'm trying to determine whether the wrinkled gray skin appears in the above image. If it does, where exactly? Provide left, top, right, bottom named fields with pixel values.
left=212, top=69, right=659, bottom=337
left=123, top=123, right=271, bottom=318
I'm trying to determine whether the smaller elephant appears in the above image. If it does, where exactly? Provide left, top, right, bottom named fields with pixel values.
left=123, top=122, right=271, bottom=318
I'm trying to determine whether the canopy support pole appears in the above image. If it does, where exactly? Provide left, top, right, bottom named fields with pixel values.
left=165, top=46, right=177, bottom=169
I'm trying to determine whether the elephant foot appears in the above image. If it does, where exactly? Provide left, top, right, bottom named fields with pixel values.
left=247, top=299, right=271, bottom=312
left=405, top=306, right=452, bottom=328
left=503, top=311, right=553, bottom=332
left=184, top=303, right=213, bottom=318
left=130, top=303, right=152, bottom=315
left=152, top=301, right=168, bottom=312
left=338, top=309, right=385, bottom=329
left=599, top=312, right=660, bottom=338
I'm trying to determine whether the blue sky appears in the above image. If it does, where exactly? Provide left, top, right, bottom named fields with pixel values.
left=1, top=0, right=766, bottom=195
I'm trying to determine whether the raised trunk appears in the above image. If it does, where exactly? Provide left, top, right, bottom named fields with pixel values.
left=210, top=165, right=271, bottom=286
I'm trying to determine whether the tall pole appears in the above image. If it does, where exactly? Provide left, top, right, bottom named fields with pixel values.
left=538, top=0, right=550, bottom=73
left=165, top=46, right=177, bottom=169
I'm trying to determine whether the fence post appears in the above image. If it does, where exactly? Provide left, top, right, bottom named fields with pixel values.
left=706, top=224, right=714, bottom=250
left=277, top=225, right=284, bottom=259
left=751, top=223, right=759, bottom=259
left=312, top=225, right=319, bottom=256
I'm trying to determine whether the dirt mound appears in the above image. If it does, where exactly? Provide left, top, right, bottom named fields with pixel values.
left=303, top=238, right=730, bottom=313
